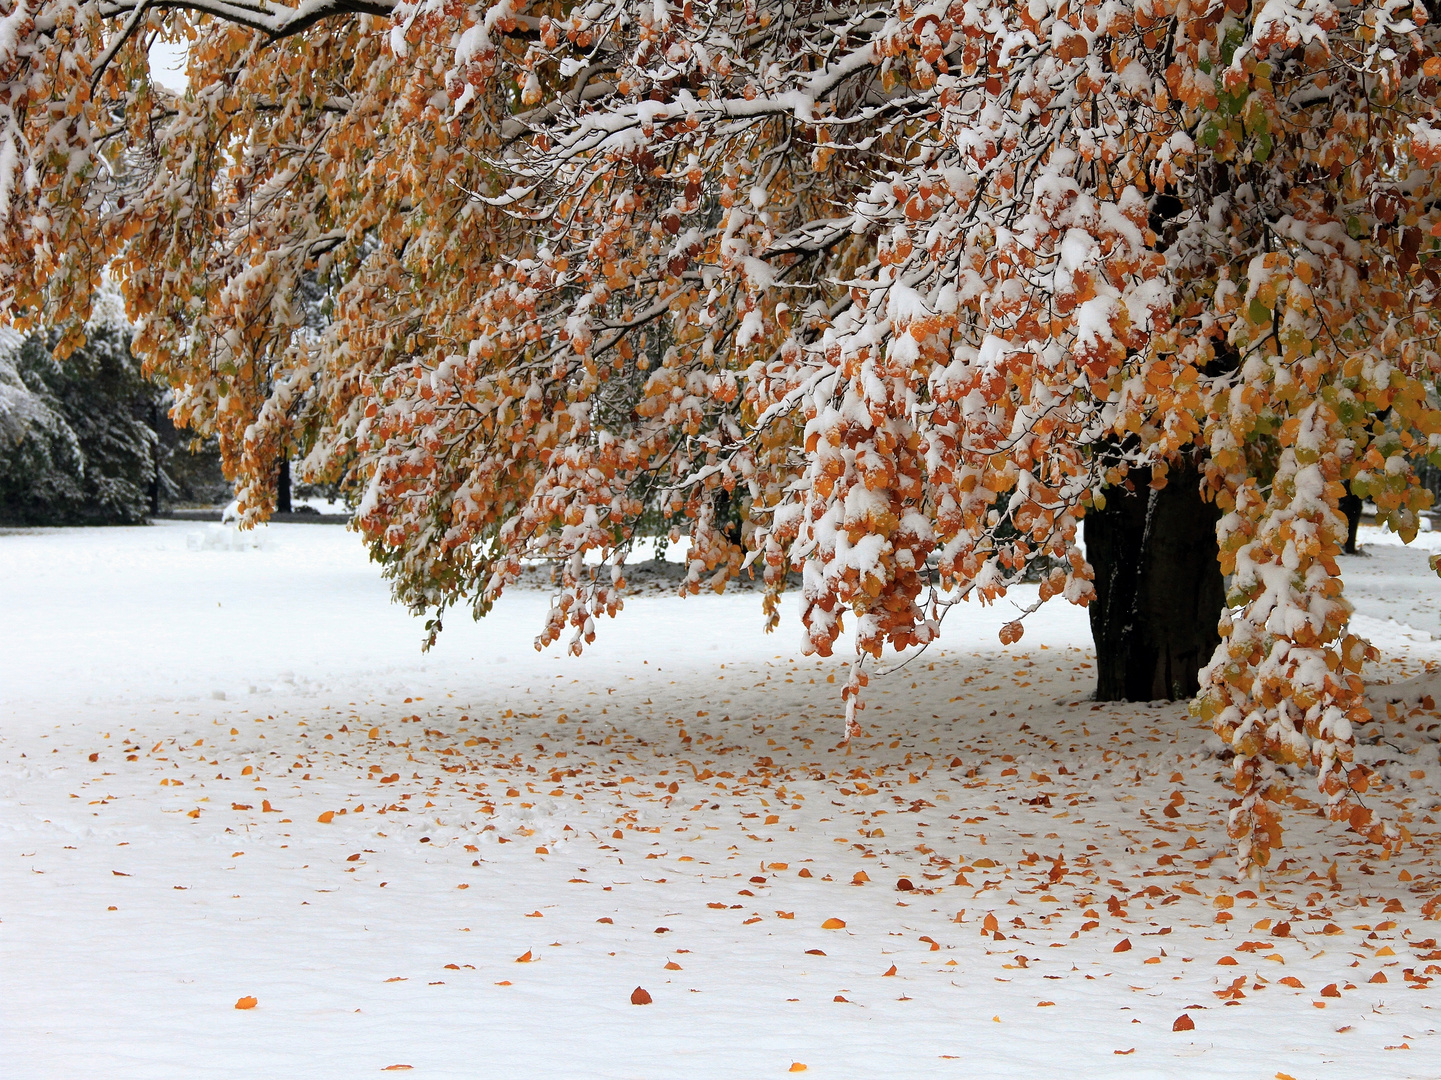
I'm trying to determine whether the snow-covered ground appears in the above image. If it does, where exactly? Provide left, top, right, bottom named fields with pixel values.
left=2, top=522, right=1440, bottom=1078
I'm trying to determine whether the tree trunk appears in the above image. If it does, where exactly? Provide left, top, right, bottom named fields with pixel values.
left=148, top=400, right=162, bottom=517
left=1339, top=485, right=1363, bottom=554
left=1084, top=460, right=1225, bottom=702
left=277, top=456, right=292, bottom=514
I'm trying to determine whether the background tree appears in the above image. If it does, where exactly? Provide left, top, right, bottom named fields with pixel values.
left=1, top=322, right=162, bottom=524
left=3, top=0, right=1441, bottom=874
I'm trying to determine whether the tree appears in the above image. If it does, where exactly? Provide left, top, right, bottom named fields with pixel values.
left=0, top=322, right=160, bottom=524
left=1086, top=454, right=1225, bottom=702
left=4, top=0, right=1441, bottom=874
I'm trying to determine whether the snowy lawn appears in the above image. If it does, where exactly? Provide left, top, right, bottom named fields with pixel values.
left=3, top=522, right=1440, bottom=1078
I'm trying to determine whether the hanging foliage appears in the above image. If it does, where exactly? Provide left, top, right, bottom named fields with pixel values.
left=2, top=0, right=1440, bottom=874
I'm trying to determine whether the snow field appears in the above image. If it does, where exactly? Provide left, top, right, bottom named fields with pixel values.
left=2, top=523, right=1440, bottom=1077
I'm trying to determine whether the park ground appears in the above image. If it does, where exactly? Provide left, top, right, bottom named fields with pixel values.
left=3, top=520, right=1441, bottom=1078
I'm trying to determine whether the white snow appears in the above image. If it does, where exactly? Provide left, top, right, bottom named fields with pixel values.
left=2, top=523, right=1440, bottom=1077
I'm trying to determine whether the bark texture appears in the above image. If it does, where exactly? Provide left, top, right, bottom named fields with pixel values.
left=1084, top=461, right=1225, bottom=702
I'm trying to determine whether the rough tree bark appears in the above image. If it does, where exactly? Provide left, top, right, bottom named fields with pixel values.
left=1084, top=459, right=1226, bottom=702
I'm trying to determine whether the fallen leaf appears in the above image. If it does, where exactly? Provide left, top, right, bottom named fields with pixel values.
left=234, top=996, right=257, bottom=1010
left=1172, top=1013, right=1194, bottom=1032
left=631, top=986, right=652, bottom=1005
left=317, top=811, right=335, bottom=824
left=515, top=951, right=533, bottom=963
left=882, top=964, right=897, bottom=977
left=382, top=1067, right=413, bottom=1072
left=789, top=1065, right=808, bottom=1073
left=665, top=961, right=682, bottom=970
left=1114, top=1049, right=1135, bottom=1056
left=822, top=918, right=846, bottom=929
left=1113, top=939, right=1132, bottom=953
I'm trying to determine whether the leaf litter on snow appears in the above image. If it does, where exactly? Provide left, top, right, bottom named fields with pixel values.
left=5, top=523, right=1441, bottom=1075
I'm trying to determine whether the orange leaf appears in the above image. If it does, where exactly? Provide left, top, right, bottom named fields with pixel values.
left=664, top=961, right=682, bottom=970
left=1278, top=976, right=1304, bottom=988
left=515, top=951, right=533, bottom=963
left=789, top=1065, right=808, bottom=1072
left=1113, top=939, right=1131, bottom=952
left=982, top=913, right=998, bottom=932
left=382, top=1067, right=414, bottom=1072
left=234, top=996, right=257, bottom=1010
left=1172, top=1013, right=1194, bottom=1032
left=852, top=871, right=869, bottom=885
left=1320, top=983, right=1341, bottom=998
left=317, top=811, right=335, bottom=824
left=882, top=964, right=897, bottom=976
left=630, top=986, right=653, bottom=1005
left=821, top=918, right=846, bottom=929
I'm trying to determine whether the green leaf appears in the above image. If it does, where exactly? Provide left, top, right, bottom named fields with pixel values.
left=1248, top=297, right=1271, bottom=325
left=1253, top=133, right=1273, bottom=162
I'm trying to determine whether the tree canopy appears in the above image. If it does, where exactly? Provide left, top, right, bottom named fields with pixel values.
left=4, top=0, right=1441, bottom=873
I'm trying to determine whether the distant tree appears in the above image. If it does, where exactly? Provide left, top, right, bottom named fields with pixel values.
left=0, top=320, right=229, bottom=522
left=0, top=324, right=160, bottom=524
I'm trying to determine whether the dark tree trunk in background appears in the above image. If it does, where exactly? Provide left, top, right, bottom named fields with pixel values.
left=148, top=400, right=162, bottom=517
left=1339, top=484, right=1363, bottom=554
left=1084, top=459, right=1226, bottom=701
left=277, top=456, right=292, bottom=514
